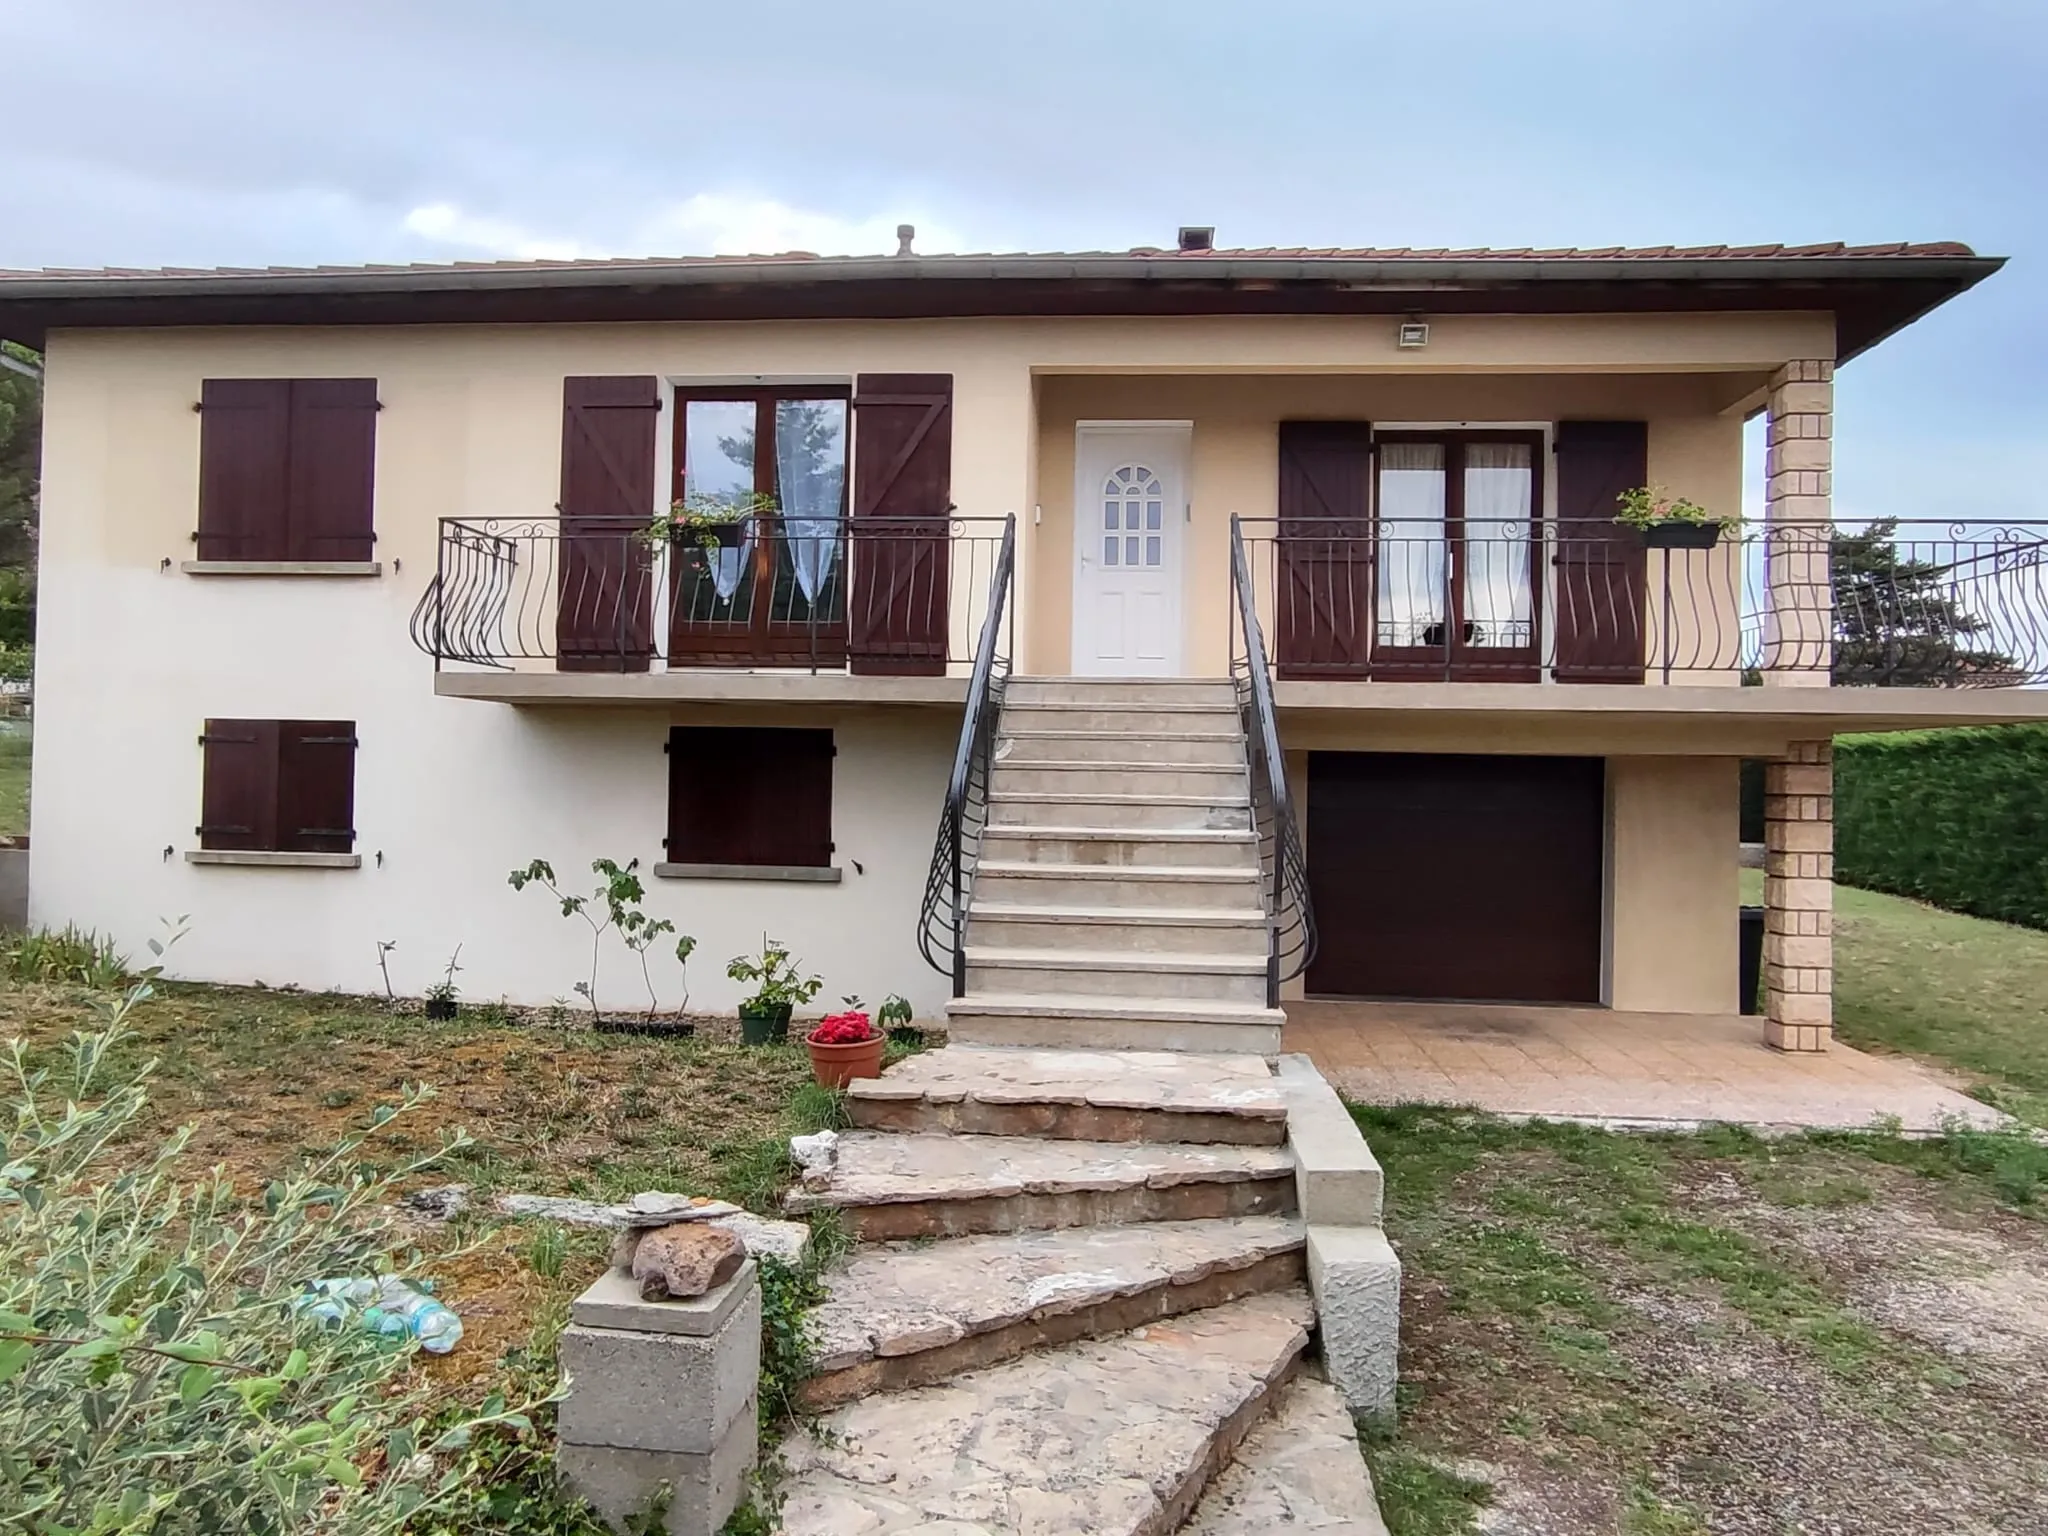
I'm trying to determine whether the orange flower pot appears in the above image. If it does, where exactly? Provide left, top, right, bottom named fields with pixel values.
left=806, top=1032, right=886, bottom=1088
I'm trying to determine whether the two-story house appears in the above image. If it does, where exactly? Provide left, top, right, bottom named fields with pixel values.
left=2, top=234, right=2037, bottom=1054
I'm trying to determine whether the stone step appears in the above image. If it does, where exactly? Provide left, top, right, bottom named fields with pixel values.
left=967, top=903, right=1271, bottom=958
left=782, top=1131, right=1297, bottom=1240
left=980, top=824, right=1260, bottom=870
left=1001, top=702, right=1244, bottom=736
left=998, top=729, right=1245, bottom=766
left=993, top=760, right=1246, bottom=798
left=1005, top=677, right=1240, bottom=708
left=1181, top=1370, right=1392, bottom=1535
left=802, top=1216, right=1307, bottom=1409
left=966, top=948, right=1271, bottom=1005
left=974, top=861, right=1265, bottom=911
left=776, top=1288, right=1314, bottom=1536
left=988, top=791, right=1252, bottom=832
left=843, top=1045, right=1289, bottom=1144
left=946, top=994, right=1285, bottom=1056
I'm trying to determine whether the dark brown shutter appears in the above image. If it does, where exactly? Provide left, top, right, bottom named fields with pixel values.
left=666, top=726, right=834, bottom=868
left=1552, top=421, right=1649, bottom=683
left=198, top=719, right=279, bottom=850
left=558, top=376, right=659, bottom=672
left=849, top=374, right=951, bottom=676
left=278, top=720, right=358, bottom=854
left=197, top=380, right=291, bottom=561
left=1276, top=422, right=1374, bottom=678
left=286, top=380, right=378, bottom=562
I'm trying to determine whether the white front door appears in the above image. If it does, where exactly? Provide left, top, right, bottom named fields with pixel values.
left=1072, top=423, right=1190, bottom=676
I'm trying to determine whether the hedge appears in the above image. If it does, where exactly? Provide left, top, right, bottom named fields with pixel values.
left=1834, top=725, right=2048, bottom=930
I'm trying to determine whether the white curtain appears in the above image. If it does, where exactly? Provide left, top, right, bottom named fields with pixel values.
left=1376, top=443, right=1446, bottom=645
left=776, top=399, right=848, bottom=603
left=1462, top=443, right=1533, bottom=647
left=684, top=400, right=756, bottom=602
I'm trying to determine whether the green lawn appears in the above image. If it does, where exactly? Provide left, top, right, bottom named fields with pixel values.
left=1744, top=870, right=2048, bottom=1124
left=0, top=717, right=27, bottom=837
left=1364, top=880, right=2048, bottom=1533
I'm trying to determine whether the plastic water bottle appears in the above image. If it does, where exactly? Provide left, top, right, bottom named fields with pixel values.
left=297, top=1277, right=378, bottom=1330
left=375, top=1277, right=464, bottom=1354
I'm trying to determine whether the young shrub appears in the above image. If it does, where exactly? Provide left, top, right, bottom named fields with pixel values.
left=508, top=857, right=696, bottom=1024
left=0, top=957, right=547, bottom=1534
left=4, top=922, right=125, bottom=987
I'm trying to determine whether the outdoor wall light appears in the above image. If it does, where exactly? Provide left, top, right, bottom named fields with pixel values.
left=1397, top=320, right=1430, bottom=349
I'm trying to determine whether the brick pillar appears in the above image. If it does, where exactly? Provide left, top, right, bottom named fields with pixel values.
left=1761, top=359, right=1833, bottom=685
left=1763, top=740, right=1833, bottom=1051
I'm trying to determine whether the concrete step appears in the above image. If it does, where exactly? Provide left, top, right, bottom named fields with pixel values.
left=1005, top=677, right=1240, bottom=708
left=1001, top=702, right=1244, bottom=736
left=802, top=1216, right=1307, bottom=1408
left=988, top=791, right=1252, bottom=832
left=966, top=948, right=1272, bottom=1005
left=843, top=1045, right=1289, bottom=1144
left=974, top=861, right=1264, bottom=911
left=782, top=1131, right=1297, bottom=1240
left=1182, top=1369, right=1392, bottom=1535
left=776, top=1288, right=1314, bottom=1536
left=998, top=729, right=1245, bottom=766
left=980, top=824, right=1260, bottom=870
left=993, top=760, right=1247, bottom=798
left=967, top=902, right=1272, bottom=957
left=946, top=994, right=1285, bottom=1055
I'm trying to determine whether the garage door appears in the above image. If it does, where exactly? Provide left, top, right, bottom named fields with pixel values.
left=1305, top=752, right=1605, bottom=1004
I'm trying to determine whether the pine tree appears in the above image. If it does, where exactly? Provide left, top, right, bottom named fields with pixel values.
left=1831, top=517, right=2018, bottom=685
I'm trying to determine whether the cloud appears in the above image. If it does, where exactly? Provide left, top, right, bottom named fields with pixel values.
left=401, top=194, right=966, bottom=262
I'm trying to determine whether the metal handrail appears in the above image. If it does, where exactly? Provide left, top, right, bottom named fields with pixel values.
left=1229, top=514, right=1316, bottom=1004
left=917, top=514, right=1017, bottom=993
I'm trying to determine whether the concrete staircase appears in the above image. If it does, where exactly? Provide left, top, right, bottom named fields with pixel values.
left=948, top=678, right=1285, bottom=1057
left=775, top=1046, right=1389, bottom=1535
left=769, top=680, right=1393, bottom=1534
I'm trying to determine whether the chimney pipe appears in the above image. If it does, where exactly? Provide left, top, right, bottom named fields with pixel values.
left=895, top=224, right=916, bottom=257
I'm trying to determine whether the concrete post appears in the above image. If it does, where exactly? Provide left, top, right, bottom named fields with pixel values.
left=556, top=1263, right=761, bottom=1535
left=1763, top=741, right=1834, bottom=1051
left=1761, top=359, right=1834, bottom=685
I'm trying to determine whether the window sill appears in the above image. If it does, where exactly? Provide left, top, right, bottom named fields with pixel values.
left=653, top=862, right=841, bottom=884
left=185, top=850, right=362, bottom=869
left=180, top=561, right=383, bottom=578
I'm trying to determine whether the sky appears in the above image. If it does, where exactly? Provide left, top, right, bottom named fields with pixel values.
left=2, top=0, right=2043, bottom=524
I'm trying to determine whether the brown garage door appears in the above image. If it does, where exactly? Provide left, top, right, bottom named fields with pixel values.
left=1306, top=753, right=1605, bottom=1004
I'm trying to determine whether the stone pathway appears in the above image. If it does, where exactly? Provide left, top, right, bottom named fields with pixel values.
left=1182, top=1371, right=1390, bottom=1535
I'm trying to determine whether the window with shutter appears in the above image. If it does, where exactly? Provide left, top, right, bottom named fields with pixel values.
left=198, top=719, right=358, bottom=854
left=665, top=726, right=834, bottom=870
left=197, top=378, right=378, bottom=564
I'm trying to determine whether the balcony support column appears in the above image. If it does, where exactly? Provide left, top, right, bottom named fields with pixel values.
left=1762, top=740, right=1833, bottom=1052
left=1761, top=359, right=1834, bottom=685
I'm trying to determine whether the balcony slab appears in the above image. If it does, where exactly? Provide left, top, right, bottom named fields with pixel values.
left=433, top=669, right=970, bottom=707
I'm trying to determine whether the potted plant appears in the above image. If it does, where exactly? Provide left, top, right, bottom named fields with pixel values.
left=1616, top=486, right=1732, bottom=550
left=806, top=1009, right=886, bottom=1088
left=423, top=947, right=462, bottom=1021
left=647, top=490, right=778, bottom=552
left=727, top=936, right=823, bottom=1046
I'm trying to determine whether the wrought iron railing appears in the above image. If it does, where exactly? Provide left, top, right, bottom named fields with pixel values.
left=1233, top=517, right=2048, bottom=687
left=1229, top=515, right=1317, bottom=1005
left=409, top=515, right=1014, bottom=675
left=918, top=515, right=1017, bottom=994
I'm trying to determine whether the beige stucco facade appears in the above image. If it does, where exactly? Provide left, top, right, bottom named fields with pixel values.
left=27, top=304, right=2036, bottom=1027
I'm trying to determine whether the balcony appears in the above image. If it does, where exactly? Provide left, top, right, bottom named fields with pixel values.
left=411, top=515, right=1013, bottom=704
left=1233, top=516, right=2048, bottom=689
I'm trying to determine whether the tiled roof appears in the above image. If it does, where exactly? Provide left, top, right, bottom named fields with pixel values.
left=0, top=240, right=1982, bottom=281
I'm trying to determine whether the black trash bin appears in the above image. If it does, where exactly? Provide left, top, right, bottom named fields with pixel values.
left=1738, top=905, right=1765, bottom=1015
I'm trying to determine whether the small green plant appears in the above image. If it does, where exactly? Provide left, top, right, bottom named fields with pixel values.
left=726, top=936, right=822, bottom=1014
left=424, top=946, right=464, bottom=1016
left=509, top=858, right=696, bottom=1024
left=4, top=923, right=126, bottom=987
left=521, top=1223, right=569, bottom=1281
left=754, top=1253, right=827, bottom=1432
left=645, top=490, right=779, bottom=551
left=1615, top=485, right=1730, bottom=531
